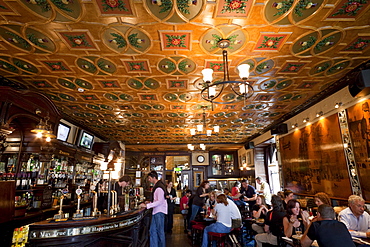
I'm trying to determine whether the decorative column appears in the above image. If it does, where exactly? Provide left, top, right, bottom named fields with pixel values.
left=337, top=110, right=362, bottom=196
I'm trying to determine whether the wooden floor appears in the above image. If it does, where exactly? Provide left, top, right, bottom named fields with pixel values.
left=165, top=213, right=192, bottom=247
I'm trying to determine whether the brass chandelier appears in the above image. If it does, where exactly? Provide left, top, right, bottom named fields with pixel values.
left=201, top=39, right=254, bottom=110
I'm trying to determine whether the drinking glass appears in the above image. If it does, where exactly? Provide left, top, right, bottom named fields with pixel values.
left=295, top=227, right=302, bottom=237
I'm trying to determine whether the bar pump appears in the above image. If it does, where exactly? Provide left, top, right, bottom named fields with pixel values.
left=91, top=191, right=101, bottom=217
left=73, top=186, right=83, bottom=218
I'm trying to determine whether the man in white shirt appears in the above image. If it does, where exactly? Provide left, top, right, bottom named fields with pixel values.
left=339, top=194, right=370, bottom=238
left=256, top=176, right=271, bottom=205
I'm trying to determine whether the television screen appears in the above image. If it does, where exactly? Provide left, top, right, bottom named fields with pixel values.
left=78, top=131, right=94, bottom=149
left=57, top=123, right=71, bottom=142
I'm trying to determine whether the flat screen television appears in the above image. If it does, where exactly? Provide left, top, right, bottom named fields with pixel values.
left=78, top=130, right=94, bottom=149
left=57, top=123, right=71, bottom=142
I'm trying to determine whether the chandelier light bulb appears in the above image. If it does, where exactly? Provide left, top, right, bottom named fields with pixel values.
left=237, top=64, right=250, bottom=79
left=200, top=144, right=206, bottom=150
left=36, top=132, right=43, bottom=138
left=207, top=129, right=212, bottom=136
left=187, top=144, right=192, bottom=149
left=213, top=125, right=219, bottom=133
left=238, top=83, right=248, bottom=94
left=190, top=128, right=196, bottom=135
left=46, top=136, right=51, bottom=142
left=202, top=68, right=213, bottom=82
left=197, top=124, right=203, bottom=132
left=208, top=86, right=217, bottom=98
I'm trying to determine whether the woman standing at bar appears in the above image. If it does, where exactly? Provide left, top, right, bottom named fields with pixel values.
left=165, top=181, right=177, bottom=233
left=283, top=199, right=310, bottom=238
left=187, top=180, right=210, bottom=233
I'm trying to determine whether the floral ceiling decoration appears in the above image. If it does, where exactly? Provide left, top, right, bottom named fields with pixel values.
left=0, top=0, right=368, bottom=151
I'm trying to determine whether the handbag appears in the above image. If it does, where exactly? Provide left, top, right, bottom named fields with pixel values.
left=231, top=218, right=242, bottom=228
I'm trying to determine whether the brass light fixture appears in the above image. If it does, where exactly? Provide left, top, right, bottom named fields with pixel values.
left=200, top=39, right=254, bottom=110
left=31, top=111, right=56, bottom=142
left=188, top=106, right=219, bottom=151
left=189, top=106, right=219, bottom=138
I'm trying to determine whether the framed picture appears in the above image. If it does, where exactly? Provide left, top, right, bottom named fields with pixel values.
left=209, top=180, right=217, bottom=190
left=246, top=149, right=253, bottom=165
left=228, top=180, right=237, bottom=189
left=183, top=173, right=189, bottom=189
left=194, top=171, right=203, bottom=187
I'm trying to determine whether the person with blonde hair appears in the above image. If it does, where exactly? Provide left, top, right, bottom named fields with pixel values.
left=205, top=191, right=217, bottom=210
left=339, top=194, right=370, bottom=238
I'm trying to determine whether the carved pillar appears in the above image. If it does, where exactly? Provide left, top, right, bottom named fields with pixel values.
left=338, top=110, right=362, bottom=196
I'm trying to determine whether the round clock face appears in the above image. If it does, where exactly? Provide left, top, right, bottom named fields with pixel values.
left=197, top=155, right=205, bottom=163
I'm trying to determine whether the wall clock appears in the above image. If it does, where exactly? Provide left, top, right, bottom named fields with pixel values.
left=197, top=155, right=205, bottom=163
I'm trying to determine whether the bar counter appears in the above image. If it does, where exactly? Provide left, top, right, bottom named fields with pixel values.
left=28, top=208, right=150, bottom=247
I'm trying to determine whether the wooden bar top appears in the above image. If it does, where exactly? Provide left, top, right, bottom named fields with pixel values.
left=29, top=208, right=148, bottom=241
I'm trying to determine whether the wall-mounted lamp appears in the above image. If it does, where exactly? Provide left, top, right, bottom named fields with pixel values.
left=335, top=102, right=342, bottom=109
left=316, top=111, right=324, bottom=118
left=291, top=123, right=298, bottom=129
left=303, top=118, right=309, bottom=123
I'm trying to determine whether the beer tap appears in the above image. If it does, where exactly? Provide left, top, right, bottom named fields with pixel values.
left=53, top=191, right=65, bottom=220
left=73, top=186, right=83, bottom=218
left=110, top=190, right=115, bottom=215
left=114, top=191, right=121, bottom=213
left=91, top=191, right=100, bottom=217
left=59, top=194, right=64, bottom=215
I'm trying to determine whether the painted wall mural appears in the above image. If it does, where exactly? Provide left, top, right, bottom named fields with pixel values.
left=279, top=114, right=351, bottom=199
left=346, top=99, right=370, bottom=201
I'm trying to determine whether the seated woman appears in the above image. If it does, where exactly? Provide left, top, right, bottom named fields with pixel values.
left=201, top=194, right=241, bottom=247
left=205, top=191, right=217, bottom=214
left=314, top=192, right=331, bottom=206
left=255, top=195, right=286, bottom=247
left=231, top=181, right=246, bottom=207
left=310, top=192, right=332, bottom=221
left=252, top=195, right=269, bottom=234
left=283, top=199, right=310, bottom=238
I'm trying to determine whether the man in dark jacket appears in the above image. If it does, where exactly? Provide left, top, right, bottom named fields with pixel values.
left=301, top=204, right=355, bottom=247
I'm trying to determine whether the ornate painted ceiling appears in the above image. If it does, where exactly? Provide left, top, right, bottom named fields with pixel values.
left=0, top=0, right=369, bottom=149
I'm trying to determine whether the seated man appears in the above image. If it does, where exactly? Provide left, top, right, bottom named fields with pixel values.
left=301, top=204, right=355, bottom=247
left=339, top=195, right=370, bottom=238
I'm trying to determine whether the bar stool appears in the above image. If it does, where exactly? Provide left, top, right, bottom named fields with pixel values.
left=192, top=223, right=206, bottom=246
left=207, top=231, right=228, bottom=247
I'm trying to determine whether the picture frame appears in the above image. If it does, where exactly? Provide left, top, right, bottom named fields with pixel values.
left=246, top=149, right=253, bottom=165
left=183, top=173, right=189, bottom=189
left=228, top=180, right=237, bottom=189
left=194, top=171, right=203, bottom=187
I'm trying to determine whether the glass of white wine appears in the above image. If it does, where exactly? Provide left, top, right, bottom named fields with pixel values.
left=295, top=227, right=302, bottom=237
